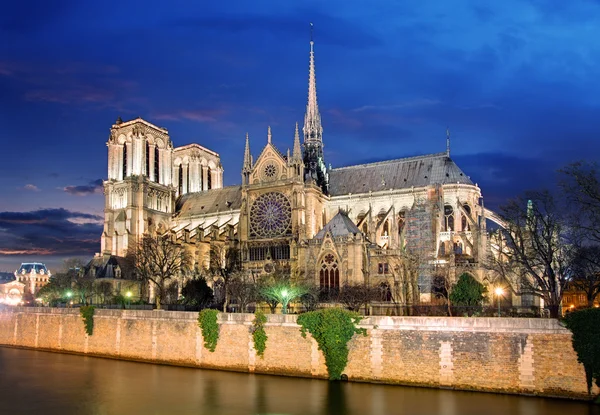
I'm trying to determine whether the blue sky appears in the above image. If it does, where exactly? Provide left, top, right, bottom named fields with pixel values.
left=1, top=0, right=599, bottom=271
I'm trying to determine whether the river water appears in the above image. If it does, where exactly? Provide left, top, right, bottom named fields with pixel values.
left=0, top=347, right=597, bottom=415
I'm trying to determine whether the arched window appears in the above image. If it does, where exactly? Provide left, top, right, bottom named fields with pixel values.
left=444, top=205, right=454, bottom=231
left=178, top=164, right=183, bottom=196
left=154, top=146, right=160, bottom=183
left=382, top=220, right=389, bottom=236
left=207, top=167, right=212, bottom=190
left=122, top=144, right=127, bottom=179
left=319, top=253, right=340, bottom=290
left=462, top=204, right=471, bottom=231
left=145, top=142, right=150, bottom=177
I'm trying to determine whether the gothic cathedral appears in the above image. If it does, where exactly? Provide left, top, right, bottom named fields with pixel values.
left=101, top=37, right=497, bottom=303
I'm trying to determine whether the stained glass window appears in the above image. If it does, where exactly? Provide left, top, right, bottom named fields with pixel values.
left=249, top=192, right=292, bottom=238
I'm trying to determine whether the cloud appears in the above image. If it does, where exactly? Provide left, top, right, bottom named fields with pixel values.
left=153, top=109, right=226, bottom=123
left=63, top=179, right=103, bottom=196
left=0, top=208, right=102, bottom=256
left=352, top=99, right=442, bottom=113
left=23, top=184, right=40, bottom=192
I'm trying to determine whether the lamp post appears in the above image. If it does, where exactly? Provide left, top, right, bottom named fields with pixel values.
left=126, top=291, right=132, bottom=309
left=281, top=289, right=289, bottom=314
left=494, top=287, right=504, bottom=317
left=66, top=291, right=73, bottom=308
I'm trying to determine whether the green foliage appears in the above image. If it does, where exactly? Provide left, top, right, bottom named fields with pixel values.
left=564, top=308, right=600, bottom=395
left=198, top=309, right=220, bottom=352
left=297, top=308, right=367, bottom=380
left=79, top=305, right=95, bottom=336
left=252, top=310, right=268, bottom=358
left=449, top=273, right=487, bottom=306
left=259, top=281, right=309, bottom=314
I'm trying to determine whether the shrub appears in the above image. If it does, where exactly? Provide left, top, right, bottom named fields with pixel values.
left=297, top=308, right=367, bottom=380
left=252, top=310, right=268, bottom=357
left=79, top=305, right=95, bottom=336
left=564, top=308, right=600, bottom=395
left=197, top=309, right=219, bottom=352
left=450, top=273, right=486, bottom=306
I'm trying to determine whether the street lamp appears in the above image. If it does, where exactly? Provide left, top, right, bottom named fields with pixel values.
left=280, top=289, right=289, bottom=314
left=66, top=291, right=73, bottom=308
left=126, top=291, right=132, bottom=309
left=494, top=287, right=504, bottom=317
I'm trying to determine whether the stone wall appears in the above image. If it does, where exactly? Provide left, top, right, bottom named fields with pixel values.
left=0, top=307, right=596, bottom=400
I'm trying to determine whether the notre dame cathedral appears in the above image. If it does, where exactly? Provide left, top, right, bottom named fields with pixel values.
left=100, top=37, right=499, bottom=304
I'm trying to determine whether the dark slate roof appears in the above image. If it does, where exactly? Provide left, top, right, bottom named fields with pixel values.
left=328, top=153, right=474, bottom=196
left=84, top=255, right=135, bottom=279
left=176, top=186, right=242, bottom=217
left=17, top=263, right=49, bottom=275
left=314, top=211, right=362, bottom=239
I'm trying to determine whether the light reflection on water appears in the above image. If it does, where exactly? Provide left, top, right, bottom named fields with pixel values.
left=0, top=347, right=598, bottom=415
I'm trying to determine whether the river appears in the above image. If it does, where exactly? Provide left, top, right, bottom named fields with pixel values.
left=0, top=347, right=597, bottom=415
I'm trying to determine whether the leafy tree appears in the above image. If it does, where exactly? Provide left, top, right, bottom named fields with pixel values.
left=564, top=308, right=600, bottom=395
left=127, top=235, right=192, bottom=308
left=258, top=267, right=309, bottom=314
left=449, top=273, right=487, bottom=306
left=181, top=276, right=214, bottom=309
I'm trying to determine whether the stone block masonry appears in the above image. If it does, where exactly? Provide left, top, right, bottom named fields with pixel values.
left=0, top=308, right=597, bottom=400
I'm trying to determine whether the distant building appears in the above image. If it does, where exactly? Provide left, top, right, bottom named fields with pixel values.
left=14, top=263, right=51, bottom=296
left=0, top=271, right=25, bottom=305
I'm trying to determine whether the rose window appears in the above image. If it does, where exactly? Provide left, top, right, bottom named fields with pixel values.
left=264, top=164, right=277, bottom=178
left=250, top=192, right=292, bottom=238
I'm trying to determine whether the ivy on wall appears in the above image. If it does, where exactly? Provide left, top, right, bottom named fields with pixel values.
left=297, top=308, right=367, bottom=380
left=251, top=310, right=268, bottom=358
left=564, top=308, right=600, bottom=397
left=198, top=309, right=220, bottom=352
left=79, top=306, right=95, bottom=336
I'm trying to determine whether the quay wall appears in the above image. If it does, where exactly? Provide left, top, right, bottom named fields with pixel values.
left=0, top=307, right=596, bottom=400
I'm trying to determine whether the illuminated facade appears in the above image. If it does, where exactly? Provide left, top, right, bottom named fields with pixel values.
left=101, top=38, right=497, bottom=303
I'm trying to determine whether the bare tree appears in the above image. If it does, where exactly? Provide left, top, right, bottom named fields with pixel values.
left=127, top=235, right=192, bottom=308
left=338, top=283, right=378, bottom=312
left=386, top=249, right=422, bottom=315
left=487, top=191, right=573, bottom=318
left=560, top=161, right=600, bottom=244
left=570, top=245, right=600, bottom=308
left=227, top=271, right=258, bottom=313
left=208, top=244, right=241, bottom=311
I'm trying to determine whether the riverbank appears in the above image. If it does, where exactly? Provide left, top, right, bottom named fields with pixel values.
left=0, top=307, right=597, bottom=400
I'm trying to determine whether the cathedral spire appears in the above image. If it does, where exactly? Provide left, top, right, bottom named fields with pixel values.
left=446, top=127, right=451, bottom=157
left=293, top=122, right=302, bottom=161
left=243, top=132, right=252, bottom=171
left=302, top=22, right=328, bottom=194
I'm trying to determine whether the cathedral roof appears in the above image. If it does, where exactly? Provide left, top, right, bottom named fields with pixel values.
left=328, top=152, right=474, bottom=196
left=176, top=186, right=243, bottom=218
left=314, top=211, right=362, bottom=239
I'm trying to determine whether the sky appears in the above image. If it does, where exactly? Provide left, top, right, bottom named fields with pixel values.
left=1, top=0, right=600, bottom=272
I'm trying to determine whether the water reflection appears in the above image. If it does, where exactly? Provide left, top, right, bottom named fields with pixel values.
left=0, top=347, right=598, bottom=415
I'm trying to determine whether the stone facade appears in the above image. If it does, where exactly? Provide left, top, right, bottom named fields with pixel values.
left=100, top=38, right=499, bottom=302
left=0, top=307, right=596, bottom=400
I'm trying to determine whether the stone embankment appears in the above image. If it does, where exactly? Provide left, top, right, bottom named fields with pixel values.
left=0, top=307, right=596, bottom=400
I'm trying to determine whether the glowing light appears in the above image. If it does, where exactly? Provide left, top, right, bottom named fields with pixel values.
left=126, top=291, right=132, bottom=298
left=570, top=304, right=575, bottom=309
left=281, top=289, right=289, bottom=299
left=494, top=287, right=504, bottom=296
left=66, top=291, right=73, bottom=298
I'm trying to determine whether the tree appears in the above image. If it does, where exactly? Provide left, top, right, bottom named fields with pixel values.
left=127, top=235, right=192, bottom=308
left=560, top=161, right=600, bottom=244
left=258, top=265, right=310, bottom=314
left=338, top=283, right=378, bottom=312
left=487, top=191, right=573, bottom=318
left=181, top=276, right=214, bottom=309
left=94, top=281, right=114, bottom=305
left=570, top=245, right=600, bottom=308
left=227, top=271, right=258, bottom=313
left=449, top=273, right=487, bottom=307
left=208, top=244, right=241, bottom=311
